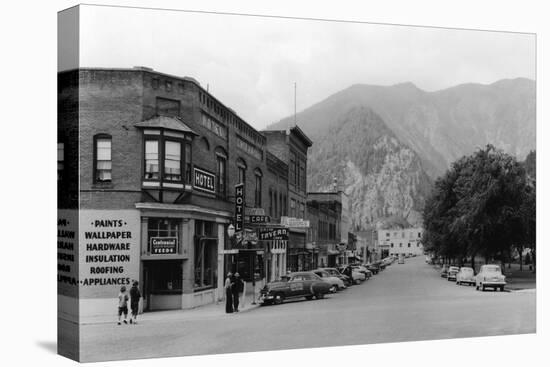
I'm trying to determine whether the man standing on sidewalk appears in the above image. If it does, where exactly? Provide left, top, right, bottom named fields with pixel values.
left=232, top=272, right=244, bottom=312
left=224, top=272, right=234, bottom=313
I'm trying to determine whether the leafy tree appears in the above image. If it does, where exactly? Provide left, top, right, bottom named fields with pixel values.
left=423, top=145, right=534, bottom=268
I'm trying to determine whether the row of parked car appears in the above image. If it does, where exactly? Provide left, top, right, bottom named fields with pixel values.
left=258, top=257, right=396, bottom=305
left=440, top=263, right=507, bottom=291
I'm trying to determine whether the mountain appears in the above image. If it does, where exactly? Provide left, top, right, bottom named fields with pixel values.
left=266, top=78, right=535, bottom=229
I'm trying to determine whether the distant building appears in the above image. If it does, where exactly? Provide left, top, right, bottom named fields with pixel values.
left=263, top=126, right=313, bottom=271
left=377, top=227, right=424, bottom=257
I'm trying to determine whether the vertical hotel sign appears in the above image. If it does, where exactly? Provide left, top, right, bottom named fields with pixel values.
left=235, top=183, right=244, bottom=234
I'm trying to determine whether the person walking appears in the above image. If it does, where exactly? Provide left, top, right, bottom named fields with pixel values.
left=117, top=286, right=129, bottom=325
left=129, top=281, right=141, bottom=325
left=232, top=272, right=244, bottom=312
left=224, top=272, right=234, bottom=313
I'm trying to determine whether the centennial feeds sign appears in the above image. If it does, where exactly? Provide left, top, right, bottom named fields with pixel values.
left=235, top=183, right=244, bottom=233
left=194, top=167, right=216, bottom=194
left=150, top=237, right=177, bottom=254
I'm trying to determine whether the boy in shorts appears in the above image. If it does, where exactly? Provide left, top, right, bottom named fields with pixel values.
left=117, top=285, right=129, bottom=325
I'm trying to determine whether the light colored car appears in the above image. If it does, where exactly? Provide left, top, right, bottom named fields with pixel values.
left=313, top=269, right=345, bottom=292
left=351, top=265, right=372, bottom=279
left=476, top=265, right=506, bottom=291
left=456, top=267, right=475, bottom=286
left=447, top=266, right=460, bottom=281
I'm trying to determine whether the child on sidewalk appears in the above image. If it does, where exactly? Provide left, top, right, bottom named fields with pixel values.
left=129, top=281, right=141, bottom=324
left=117, top=286, right=129, bottom=325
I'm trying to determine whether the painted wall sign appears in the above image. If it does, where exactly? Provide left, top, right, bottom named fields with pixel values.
left=150, top=237, right=178, bottom=254
left=193, top=167, right=216, bottom=193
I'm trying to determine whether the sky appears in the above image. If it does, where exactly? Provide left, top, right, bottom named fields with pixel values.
left=76, top=5, right=536, bottom=131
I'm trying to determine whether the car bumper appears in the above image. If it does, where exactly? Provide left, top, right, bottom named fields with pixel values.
left=258, top=294, right=274, bottom=304
left=481, top=281, right=506, bottom=286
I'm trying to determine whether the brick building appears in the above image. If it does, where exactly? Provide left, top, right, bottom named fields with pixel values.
left=306, top=192, right=342, bottom=268
left=263, top=126, right=313, bottom=271
left=58, top=66, right=291, bottom=316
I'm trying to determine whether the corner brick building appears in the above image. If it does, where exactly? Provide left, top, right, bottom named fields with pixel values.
left=58, top=66, right=304, bottom=316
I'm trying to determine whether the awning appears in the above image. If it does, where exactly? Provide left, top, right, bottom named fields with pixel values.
left=327, top=250, right=340, bottom=255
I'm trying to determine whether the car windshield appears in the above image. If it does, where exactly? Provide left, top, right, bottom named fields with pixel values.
left=460, top=268, right=474, bottom=275
left=483, top=266, right=501, bottom=273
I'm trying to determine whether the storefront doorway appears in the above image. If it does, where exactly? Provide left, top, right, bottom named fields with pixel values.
left=143, top=260, right=183, bottom=311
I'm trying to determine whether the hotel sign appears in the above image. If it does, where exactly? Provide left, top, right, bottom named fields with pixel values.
left=235, top=183, right=245, bottom=233
left=193, top=167, right=216, bottom=194
left=150, top=237, right=178, bottom=254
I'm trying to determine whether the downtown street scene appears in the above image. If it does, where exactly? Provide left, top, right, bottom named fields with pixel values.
left=57, top=5, right=536, bottom=363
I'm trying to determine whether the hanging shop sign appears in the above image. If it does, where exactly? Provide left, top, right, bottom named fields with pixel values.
left=150, top=237, right=178, bottom=254
left=258, top=227, right=289, bottom=241
left=245, top=207, right=265, bottom=216
left=235, top=183, right=245, bottom=233
left=245, top=215, right=271, bottom=224
left=280, top=216, right=310, bottom=228
left=193, top=167, right=216, bottom=194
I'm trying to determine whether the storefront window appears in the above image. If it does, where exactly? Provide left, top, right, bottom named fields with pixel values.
left=194, top=220, right=218, bottom=290
left=148, top=260, right=182, bottom=294
left=147, top=218, right=180, bottom=254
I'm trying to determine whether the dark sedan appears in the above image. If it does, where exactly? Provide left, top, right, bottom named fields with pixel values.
left=259, top=271, right=332, bottom=305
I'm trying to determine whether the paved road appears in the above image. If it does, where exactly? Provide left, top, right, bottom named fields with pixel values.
left=80, top=256, right=536, bottom=362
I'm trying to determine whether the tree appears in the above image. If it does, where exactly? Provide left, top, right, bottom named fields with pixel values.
left=423, top=145, right=534, bottom=268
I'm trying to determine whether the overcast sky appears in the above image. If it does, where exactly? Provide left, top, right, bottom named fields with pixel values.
left=76, top=5, right=535, bottom=130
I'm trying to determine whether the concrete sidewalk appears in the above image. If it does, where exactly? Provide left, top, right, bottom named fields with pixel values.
left=81, top=292, right=261, bottom=325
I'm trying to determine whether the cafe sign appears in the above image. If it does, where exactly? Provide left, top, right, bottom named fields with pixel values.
left=151, top=237, right=178, bottom=254
left=194, top=167, right=216, bottom=194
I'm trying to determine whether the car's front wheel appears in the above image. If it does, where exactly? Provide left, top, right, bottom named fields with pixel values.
left=273, top=293, right=285, bottom=305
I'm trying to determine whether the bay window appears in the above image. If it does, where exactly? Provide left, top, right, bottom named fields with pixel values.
left=145, top=140, right=159, bottom=179
left=143, top=134, right=192, bottom=184
left=164, top=140, right=181, bottom=181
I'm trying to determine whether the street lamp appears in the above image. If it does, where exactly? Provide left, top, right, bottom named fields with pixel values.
left=227, top=224, right=235, bottom=238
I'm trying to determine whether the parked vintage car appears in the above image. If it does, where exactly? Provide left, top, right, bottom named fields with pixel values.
left=440, top=264, right=449, bottom=278
left=447, top=266, right=460, bottom=281
left=351, top=265, right=372, bottom=279
left=364, top=263, right=380, bottom=274
left=475, top=265, right=506, bottom=291
left=259, top=271, right=332, bottom=305
left=319, top=267, right=352, bottom=286
left=456, top=267, right=476, bottom=286
left=338, top=266, right=366, bottom=284
left=313, top=269, right=346, bottom=292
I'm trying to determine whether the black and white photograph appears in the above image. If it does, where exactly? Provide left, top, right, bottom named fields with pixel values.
left=4, top=1, right=548, bottom=366
left=54, top=3, right=540, bottom=363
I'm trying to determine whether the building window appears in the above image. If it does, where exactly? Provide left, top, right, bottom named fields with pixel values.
left=152, top=78, right=159, bottom=89
left=236, top=135, right=262, bottom=160
left=57, top=143, right=64, bottom=181
left=274, top=191, right=278, bottom=219
left=408, top=243, right=411, bottom=247
left=156, top=97, right=180, bottom=117
left=164, top=141, right=181, bottom=181
left=254, top=169, right=262, bottom=207
left=399, top=243, right=403, bottom=248
left=217, top=154, right=226, bottom=198
left=237, top=158, right=246, bottom=184
left=386, top=232, right=390, bottom=237
left=269, top=189, right=274, bottom=217
left=144, top=140, right=159, bottom=179
left=289, top=151, right=296, bottom=187
left=283, top=195, right=287, bottom=216
left=184, top=143, right=192, bottom=183
left=300, top=202, right=305, bottom=219
left=147, top=218, right=180, bottom=254
left=194, top=221, right=217, bottom=289
left=94, top=135, right=112, bottom=183
left=299, top=159, right=306, bottom=192
left=177, top=83, right=185, bottom=94
left=418, top=232, right=421, bottom=238
left=391, top=243, right=394, bottom=248
left=290, top=199, right=296, bottom=217
left=165, top=80, right=172, bottom=92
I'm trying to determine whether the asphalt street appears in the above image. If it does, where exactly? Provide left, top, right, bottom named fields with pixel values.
left=79, top=256, right=536, bottom=362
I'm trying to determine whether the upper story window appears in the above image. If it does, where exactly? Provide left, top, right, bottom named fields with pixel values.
left=289, top=151, right=296, bottom=188
left=216, top=148, right=227, bottom=198
left=300, top=202, right=305, bottom=219
left=236, top=158, right=247, bottom=184
left=254, top=169, right=262, bottom=207
left=145, top=140, right=160, bottom=179
left=143, top=134, right=192, bottom=184
left=94, top=134, right=112, bottom=183
left=269, top=189, right=274, bottom=217
left=164, top=141, right=181, bottom=181
left=57, top=143, right=64, bottom=181
left=290, top=199, right=296, bottom=217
